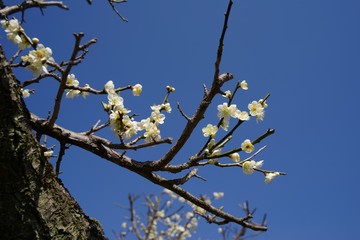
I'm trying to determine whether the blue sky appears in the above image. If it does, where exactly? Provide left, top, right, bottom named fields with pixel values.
left=2, top=0, right=360, bottom=239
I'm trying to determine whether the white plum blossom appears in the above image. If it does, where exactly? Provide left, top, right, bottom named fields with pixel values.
left=235, top=110, right=250, bottom=121
left=240, top=80, right=248, bottom=90
left=213, top=192, right=224, bottom=199
left=259, top=98, right=268, bottom=108
left=223, top=90, right=231, bottom=98
left=144, top=122, right=161, bottom=143
left=104, top=80, right=115, bottom=93
left=21, top=89, right=31, bottom=98
left=242, top=160, right=264, bottom=175
left=202, top=124, right=218, bottom=138
left=132, top=84, right=142, bottom=96
left=186, top=212, right=194, bottom=219
left=151, top=103, right=172, bottom=113
left=121, top=115, right=139, bottom=139
left=1, top=18, right=30, bottom=49
left=151, top=104, right=162, bottom=113
left=107, top=92, right=123, bottom=106
left=248, top=100, right=265, bottom=122
left=21, top=44, right=54, bottom=76
left=241, top=139, right=254, bottom=153
left=220, top=119, right=230, bottom=131
left=155, top=210, right=165, bottom=218
left=43, top=150, right=53, bottom=158
left=217, top=103, right=238, bottom=130
left=121, top=222, right=127, bottom=229
left=229, top=152, right=240, bottom=162
left=265, top=172, right=280, bottom=183
left=81, top=84, right=90, bottom=98
left=151, top=111, right=165, bottom=125
left=162, top=102, right=172, bottom=113
left=65, top=74, right=81, bottom=98
left=108, top=92, right=129, bottom=114
left=217, top=103, right=238, bottom=119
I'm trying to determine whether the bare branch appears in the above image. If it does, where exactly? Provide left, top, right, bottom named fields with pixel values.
left=21, top=72, right=62, bottom=87
left=166, top=168, right=199, bottom=185
left=108, top=0, right=128, bottom=22
left=150, top=0, right=235, bottom=170
left=0, top=1, right=68, bottom=19
left=55, top=141, right=68, bottom=176
left=109, top=138, right=173, bottom=150
left=177, top=102, right=191, bottom=121
left=48, top=33, right=96, bottom=127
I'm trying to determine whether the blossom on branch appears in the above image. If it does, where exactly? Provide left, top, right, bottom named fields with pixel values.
left=151, top=111, right=165, bottom=125
left=242, top=160, right=264, bottom=175
left=65, top=74, right=81, bottom=98
left=222, top=90, right=232, bottom=98
left=229, top=152, right=240, bottom=162
left=21, top=44, right=54, bottom=76
left=132, top=84, right=142, bottom=96
left=240, top=80, right=248, bottom=90
left=241, top=139, right=254, bottom=153
left=217, top=103, right=238, bottom=130
left=21, top=89, right=31, bottom=98
left=265, top=172, right=280, bottom=183
left=213, top=192, right=224, bottom=199
left=1, top=18, right=30, bottom=49
left=235, top=110, right=250, bottom=121
left=248, top=100, right=265, bottom=122
left=143, top=122, right=161, bottom=143
left=202, top=124, right=218, bottom=138
left=81, top=84, right=90, bottom=98
left=104, top=80, right=115, bottom=93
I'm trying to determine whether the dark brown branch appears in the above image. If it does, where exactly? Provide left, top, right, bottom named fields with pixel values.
left=165, top=168, right=199, bottom=185
left=83, top=120, right=110, bottom=135
left=213, top=0, right=233, bottom=82
left=0, top=1, right=68, bottom=19
left=149, top=0, right=235, bottom=170
left=177, top=102, right=191, bottom=121
left=48, top=33, right=91, bottom=127
left=55, top=141, right=67, bottom=176
left=21, top=73, right=62, bottom=87
left=109, top=138, right=173, bottom=150
left=30, top=113, right=267, bottom=231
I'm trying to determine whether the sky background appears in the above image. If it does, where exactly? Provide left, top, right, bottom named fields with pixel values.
left=2, top=0, right=360, bottom=239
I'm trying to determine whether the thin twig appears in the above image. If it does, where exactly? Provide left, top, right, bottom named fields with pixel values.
left=177, top=102, right=191, bottom=121
left=108, top=0, right=128, bottom=22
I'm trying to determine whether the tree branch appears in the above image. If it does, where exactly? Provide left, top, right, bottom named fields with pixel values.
left=0, top=1, right=68, bottom=19
left=149, top=0, right=235, bottom=170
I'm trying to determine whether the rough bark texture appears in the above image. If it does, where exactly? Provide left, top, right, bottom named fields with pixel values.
left=0, top=45, right=107, bottom=239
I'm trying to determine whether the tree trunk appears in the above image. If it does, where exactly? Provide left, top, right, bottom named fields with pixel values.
left=0, top=45, right=107, bottom=239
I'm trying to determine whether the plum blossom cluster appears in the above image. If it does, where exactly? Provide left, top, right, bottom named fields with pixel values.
left=65, top=74, right=90, bottom=99
left=1, top=18, right=30, bottom=49
left=21, top=43, right=54, bottom=76
left=119, top=189, right=217, bottom=240
left=1, top=17, right=55, bottom=76
left=103, top=80, right=172, bottom=143
left=200, top=81, right=280, bottom=183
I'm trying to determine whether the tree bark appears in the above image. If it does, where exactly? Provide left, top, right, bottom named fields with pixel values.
left=0, top=45, right=107, bottom=239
